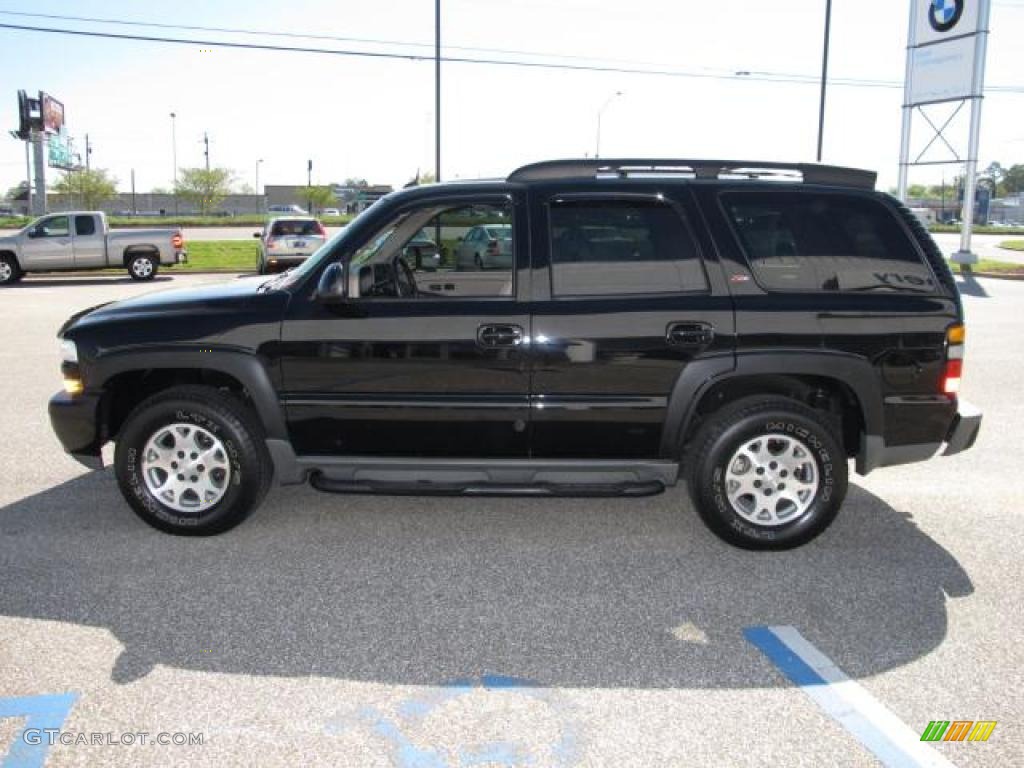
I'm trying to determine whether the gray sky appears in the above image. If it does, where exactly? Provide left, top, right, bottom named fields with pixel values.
left=1, top=0, right=1022, bottom=195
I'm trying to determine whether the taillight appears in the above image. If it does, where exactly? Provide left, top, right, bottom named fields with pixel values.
left=942, top=324, right=965, bottom=395
left=266, top=237, right=277, bottom=250
left=316, top=223, right=327, bottom=237
left=171, top=233, right=184, bottom=249
left=486, top=240, right=499, bottom=255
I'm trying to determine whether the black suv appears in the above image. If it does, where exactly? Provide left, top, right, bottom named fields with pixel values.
left=49, top=159, right=982, bottom=549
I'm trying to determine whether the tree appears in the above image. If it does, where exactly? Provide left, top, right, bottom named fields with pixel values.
left=53, top=168, right=118, bottom=210
left=149, top=186, right=171, bottom=195
left=343, top=177, right=368, bottom=187
left=174, top=167, right=234, bottom=214
left=236, top=182, right=255, bottom=195
left=999, top=164, right=1024, bottom=198
left=300, top=185, right=336, bottom=215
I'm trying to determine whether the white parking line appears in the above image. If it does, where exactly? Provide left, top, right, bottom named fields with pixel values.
left=746, top=626, right=956, bottom=768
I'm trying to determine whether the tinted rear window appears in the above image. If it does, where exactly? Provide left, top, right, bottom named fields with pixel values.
left=271, top=220, right=320, bottom=237
left=723, top=191, right=937, bottom=293
left=75, top=215, right=96, bottom=236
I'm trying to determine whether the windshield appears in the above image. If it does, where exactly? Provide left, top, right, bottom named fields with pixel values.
left=271, top=220, right=321, bottom=237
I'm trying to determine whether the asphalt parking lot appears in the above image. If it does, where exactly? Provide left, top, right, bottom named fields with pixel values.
left=1, top=272, right=1021, bottom=767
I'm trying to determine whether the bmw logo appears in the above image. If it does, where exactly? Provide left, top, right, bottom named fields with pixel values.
left=928, top=0, right=964, bottom=32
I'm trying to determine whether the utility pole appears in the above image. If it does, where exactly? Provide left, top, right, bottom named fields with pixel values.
left=131, top=169, right=137, bottom=215
left=435, top=0, right=441, bottom=182
left=256, top=158, right=263, bottom=213
left=85, top=133, right=92, bottom=171
left=170, top=112, right=178, bottom=215
left=203, top=132, right=210, bottom=172
left=816, top=0, right=832, bottom=163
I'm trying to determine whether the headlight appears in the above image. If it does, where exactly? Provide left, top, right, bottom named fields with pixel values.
left=59, top=338, right=78, bottom=363
left=59, top=338, right=78, bottom=364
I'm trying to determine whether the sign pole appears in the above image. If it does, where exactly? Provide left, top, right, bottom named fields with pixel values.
left=897, top=0, right=919, bottom=202
left=953, top=0, right=992, bottom=266
left=32, top=130, right=47, bottom=215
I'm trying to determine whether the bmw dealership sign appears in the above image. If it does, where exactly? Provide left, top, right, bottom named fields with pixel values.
left=908, top=0, right=985, bottom=104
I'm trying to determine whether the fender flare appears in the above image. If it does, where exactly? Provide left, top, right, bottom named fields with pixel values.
left=90, top=347, right=288, bottom=441
left=661, top=349, right=882, bottom=457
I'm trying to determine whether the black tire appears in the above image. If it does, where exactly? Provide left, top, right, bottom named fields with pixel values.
left=0, top=253, right=23, bottom=285
left=474, top=253, right=483, bottom=271
left=127, top=252, right=158, bottom=281
left=684, top=396, right=847, bottom=550
left=114, top=385, right=273, bottom=535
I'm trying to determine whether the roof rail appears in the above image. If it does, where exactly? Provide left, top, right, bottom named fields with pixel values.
left=507, top=158, right=877, bottom=189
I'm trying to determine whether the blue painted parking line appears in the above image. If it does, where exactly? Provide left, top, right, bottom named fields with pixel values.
left=745, top=627, right=956, bottom=768
left=0, top=692, right=79, bottom=768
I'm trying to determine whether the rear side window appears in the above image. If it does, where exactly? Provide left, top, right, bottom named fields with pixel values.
left=548, top=199, right=707, bottom=297
left=75, top=216, right=96, bottom=236
left=723, top=192, right=937, bottom=293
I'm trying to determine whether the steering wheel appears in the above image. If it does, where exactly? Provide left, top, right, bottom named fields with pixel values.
left=395, top=256, right=417, bottom=298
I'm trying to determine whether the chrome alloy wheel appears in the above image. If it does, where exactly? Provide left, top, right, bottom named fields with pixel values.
left=131, top=257, right=154, bottom=278
left=724, top=434, right=819, bottom=527
left=141, top=423, right=231, bottom=513
left=0, top=261, right=12, bottom=282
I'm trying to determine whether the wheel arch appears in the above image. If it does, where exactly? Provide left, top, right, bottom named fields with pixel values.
left=122, top=245, right=160, bottom=266
left=92, top=348, right=287, bottom=443
left=663, top=351, right=882, bottom=461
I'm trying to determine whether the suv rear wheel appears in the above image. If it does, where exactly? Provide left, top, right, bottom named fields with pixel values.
left=114, top=385, right=273, bottom=535
left=685, top=396, right=847, bottom=550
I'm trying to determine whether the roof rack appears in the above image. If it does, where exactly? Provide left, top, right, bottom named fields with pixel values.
left=507, top=158, right=877, bottom=189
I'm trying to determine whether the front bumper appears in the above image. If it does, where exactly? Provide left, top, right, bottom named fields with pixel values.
left=48, top=390, right=104, bottom=469
left=943, top=399, right=982, bottom=456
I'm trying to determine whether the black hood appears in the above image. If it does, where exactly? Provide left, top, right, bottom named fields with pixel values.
left=61, top=276, right=272, bottom=335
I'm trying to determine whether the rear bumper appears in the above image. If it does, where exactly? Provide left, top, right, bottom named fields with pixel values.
left=162, top=250, right=187, bottom=266
left=942, top=399, right=982, bottom=456
left=857, top=398, right=982, bottom=474
left=48, top=390, right=104, bottom=469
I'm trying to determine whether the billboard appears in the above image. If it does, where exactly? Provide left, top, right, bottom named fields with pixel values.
left=909, top=36, right=979, bottom=104
left=40, top=92, right=64, bottom=134
left=47, top=132, right=75, bottom=170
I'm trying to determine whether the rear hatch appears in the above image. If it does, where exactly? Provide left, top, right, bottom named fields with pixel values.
left=267, top=219, right=326, bottom=257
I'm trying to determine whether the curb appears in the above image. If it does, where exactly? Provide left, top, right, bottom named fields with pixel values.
left=956, top=270, right=1024, bottom=281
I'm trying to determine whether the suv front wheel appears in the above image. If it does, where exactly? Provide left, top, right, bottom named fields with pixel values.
left=114, top=385, right=273, bottom=535
left=685, top=396, right=847, bottom=550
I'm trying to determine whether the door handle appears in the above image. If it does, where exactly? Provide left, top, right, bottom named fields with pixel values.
left=477, top=324, right=524, bottom=348
left=667, top=322, right=714, bottom=348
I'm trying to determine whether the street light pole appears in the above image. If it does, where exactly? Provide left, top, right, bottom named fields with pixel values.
left=435, top=0, right=441, bottom=182
left=816, top=0, right=832, bottom=163
left=256, top=158, right=263, bottom=213
left=595, top=91, right=623, bottom=159
left=170, top=112, right=178, bottom=215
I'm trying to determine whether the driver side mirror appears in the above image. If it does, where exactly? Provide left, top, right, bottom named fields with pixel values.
left=315, top=262, right=347, bottom=303
left=27, top=227, right=40, bottom=239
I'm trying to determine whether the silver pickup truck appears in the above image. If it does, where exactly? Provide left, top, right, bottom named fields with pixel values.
left=0, top=211, right=187, bottom=285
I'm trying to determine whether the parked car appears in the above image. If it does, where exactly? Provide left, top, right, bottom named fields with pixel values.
left=402, top=228, right=441, bottom=270
left=254, top=217, right=327, bottom=274
left=49, top=158, right=981, bottom=548
left=322, top=208, right=341, bottom=217
left=268, top=204, right=308, bottom=215
left=455, top=224, right=513, bottom=270
left=0, top=211, right=186, bottom=284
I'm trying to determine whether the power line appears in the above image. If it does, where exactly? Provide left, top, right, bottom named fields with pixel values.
left=0, top=20, right=1021, bottom=94
left=0, top=8, right=706, bottom=69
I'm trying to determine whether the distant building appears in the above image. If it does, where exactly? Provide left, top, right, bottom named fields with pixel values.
left=264, top=183, right=393, bottom=215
